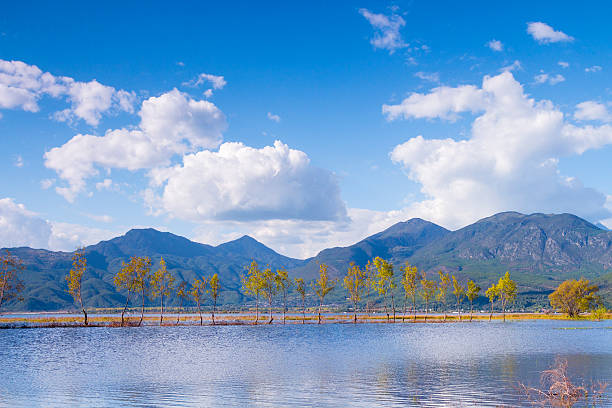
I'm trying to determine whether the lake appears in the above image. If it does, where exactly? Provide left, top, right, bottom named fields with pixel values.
left=0, top=320, right=610, bottom=407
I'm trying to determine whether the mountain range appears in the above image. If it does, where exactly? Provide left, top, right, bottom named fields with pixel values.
left=2, top=211, right=611, bottom=311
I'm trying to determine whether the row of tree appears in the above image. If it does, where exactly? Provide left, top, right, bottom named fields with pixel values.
left=0, top=250, right=604, bottom=325
left=240, top=257, right=520, bottom=324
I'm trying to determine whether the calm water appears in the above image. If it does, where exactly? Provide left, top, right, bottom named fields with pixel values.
left=0, top=320, right=610, bottom=407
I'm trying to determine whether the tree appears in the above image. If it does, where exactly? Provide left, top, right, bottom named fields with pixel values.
left=451, top=275, right=465, bottom=321
left=311, top=263, right=336, bottom=324
left=485, top=283, right=498, bottom=322
left=208, top=273, right=220, bottom=325
left=294, top=278, right=307, bottom=324
left=497, top=271, right=517, bottom=322
left=114, top=257, right=140, bottom=326
left=276, top=268, right=292, bottom=324
left=437, top=271, right=451, bottom=321
left=549, top=278, right=599, bottom=318
left=175, top=281, right=189, bottom=325
left=241, top=260, right=264, bottom=324
left=66, top=248, right=88, bottom=325
left=373, top=257, right=396, bottom=322
left=0, top=250, right=24, bottom=313
left=191, top=277, right=207, bottom=325
left=261, top=265, right=278, bottom=324
left=364, top=260, right=374, bottom=316
left=420, top=271, right=437, bottom=322
left=465, top=279, right=481, bottom=322
left=150, top=257, right=175, bottom=325
left=400, top=263, right=419, bottom=322
left=343, top=262, right=367, bottom=323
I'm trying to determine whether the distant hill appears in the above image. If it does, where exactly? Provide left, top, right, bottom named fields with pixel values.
left=3, top=229, right=304, bottom=311
left=2, top=212, right=611, bottom=311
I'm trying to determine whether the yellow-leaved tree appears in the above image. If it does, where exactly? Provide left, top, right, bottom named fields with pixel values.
left=466, top=279, right=481, bottom=322
left=208, top=273, right=220, bottom=325
left=343, top=262, right=367, bottom=323
left=294, top=277, right=307, bottom=324
left=437, top=271, right=451, bottom=321
left=114, top=257, right=140, bottom=326
left=150, top=257, right=175, bottom=325
left=401, top=263, right=419, bottom=322
left=452, top=275, right=466, bottom=321
left=311, top=263, right=336, bottom=324
left=420, top=271, right=437, bottom=322
left=275, top=268, right=292, bottom=324
left=261, top=265, right=278, bottom=324
left=0, top=250, right=24, bottom=312
left=175, top=280, right=189, bottom=325
left=549, top=278, right=598, bottom=318
left=66, top=248, right=88, bottom=325
left=241, top=260, right=264, bottom=324
left=374, top=257, right=396, bottom=322
left=191, top=277, right=207, bottom=325
left=497, top=271, right=517, bottom=322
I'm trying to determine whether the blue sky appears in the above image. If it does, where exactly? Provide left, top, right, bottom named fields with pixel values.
left=2, top=1, right=612, bottom=258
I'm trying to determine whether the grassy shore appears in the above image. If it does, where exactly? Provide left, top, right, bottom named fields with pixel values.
left=0, top=311, right=610, bottom=328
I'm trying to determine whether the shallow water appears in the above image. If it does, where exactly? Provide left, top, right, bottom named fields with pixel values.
left=0, top=320, right=610, bottom=407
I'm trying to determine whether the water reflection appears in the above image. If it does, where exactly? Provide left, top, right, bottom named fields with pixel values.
left=0, top=321, right=610, bottom=407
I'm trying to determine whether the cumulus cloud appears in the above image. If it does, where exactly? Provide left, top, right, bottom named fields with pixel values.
left=500, top=60, right=522, bottom=73
left=0, top=197, right=119, bottom=250
left=487, top=39, right=503, bottom=51
left=267, top=112, right=281, bottom=122
left=534, top=73, right=565, bottom=85
left=384, top=71, right=612, bottom=229
left=359, top=8, right=407, bottom=54
left=146, top=140, right=347, bottom=223
left=574, top=101, right=611, bottom=122
left=527, top=22, right=574, bottom=44
left=0, top=59, right=135, bottom=126
left=44, top=89, right=226, bottom=201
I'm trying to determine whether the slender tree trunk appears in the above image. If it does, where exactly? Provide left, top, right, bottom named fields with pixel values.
left=402, top=296, right=407, bottom=322
left=212, top=298, right=216, bottom=325
left=268, top=297, right=273, bottom=324
left=302, top=297, right=305, bottom=324
left=79, top=293, right=87, bottom=326
left=318, top=298, right=322, bottom=324
left=413, top=296, right=417, bottom=322
left=176, top=298, right=182, bottom=325
left=255, top=293, right=259, bottom=325
left=121, top=294, right=130, bottom=327
left=391, top=293, right=396, bottom=322
left=457, top=300, right=461, bottom=322
left=502, top=300, right=506, bottom=322
left=160, top=295, right=164, bottom=325
left=489, top=302, right=493, bottom=322
left=384, top=294, right=389, bottom=322
left=470, top=302, right=473, bottom=322
left=443, top=303, right=447, bottom=322
left=197, top=300, right=203, bottom=326
left=282, top=291, right=287, bottom=324
left=139, top=290, right=145, bottom=327
left=353, top=301, right=357, bottom=323
left=424, top=299, right=428, bottom=323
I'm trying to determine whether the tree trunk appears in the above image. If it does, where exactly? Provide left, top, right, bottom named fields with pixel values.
left=282, top=292, right=287, bottom=325
left=268, top=297, right=273, bottom=324
left=160, top=295, right=164, bottom=325
left=391, top=293, right=396, bottom=323
left=176, top=298, right=182, bottom=325
left=302, top=298, right=305, bottom=324
left=457, top=300, right=461, bottom=322
left=383, top=294, right=389, bottom=323
left=413, top=296, right=417, bottom=322
left=138, top=290, right=145, bottom=327
left=402, top=296, right=407, bottom=322
left=212, top=298, right=216, bottom=325
left=121, top=294, right=130, bottom=327
left=502, top=300, right=506, bottom=322
left=489, top=302, right=493, bottom=322
left=353, top=301, right=357, bottom=323
left=424, top=300, right=428, bottom=322
left=318, top=299, right=322, bottom=324
left=79, top=293, right=87, bottom=326
left=255, top=294, right=259, bottom=325
left=469, top=302, right=473, bottom=322
left=197, top=300, right=203, bottom=326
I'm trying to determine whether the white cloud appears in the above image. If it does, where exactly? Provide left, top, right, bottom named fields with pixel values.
left=146, top=140, right=347, bottom=223
left=359, top=8, right=407, bottom=54
left=487, top=39, right=503, bottom=51
left=574, top=101, right=611, bottom=122
left=382, top=84, right=486, bottom=121
left=585, top=65, right=602, bottom=73
left=40, top=178, right=55, bottom=190
left=45, top=89, right=226, bottom=201
left=534, top=73, right=565, bottom=85
left=14, top=155, right=23, bottom=168
left=0, top=197, right=120, bottom=251
left=414, top=72, right=440, bottom=82
left=95, top=178, right=114, bottom=191
left=558, top=61, right=569, bottom=68
left=385, top=71, right=612, bottom=229
left=500, top=60, right=522, bottom=72
left=267, top=112, right=281, bottom=122
left=527, top=22, right=574, bottom=44
left=0, top=59, right=135, bottom=125
left=183, top=73, right=226, bottom=97
left=83, top=213, right=113, bottom=223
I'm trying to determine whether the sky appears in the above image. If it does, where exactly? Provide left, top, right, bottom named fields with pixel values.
left=2, top=1, right=612, bottom=258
